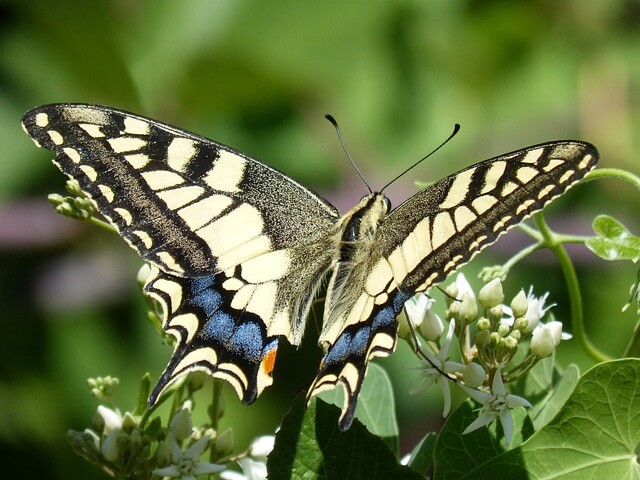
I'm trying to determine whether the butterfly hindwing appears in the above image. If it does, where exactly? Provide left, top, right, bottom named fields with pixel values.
left=22, top=103, right=341, bottom=404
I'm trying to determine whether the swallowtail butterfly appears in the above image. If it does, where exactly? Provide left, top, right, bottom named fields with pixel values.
left=22, top=104, right=598, bottom=430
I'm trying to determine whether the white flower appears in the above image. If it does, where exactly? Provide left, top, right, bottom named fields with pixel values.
left=153, top=433, right=224, bottom=480
left=461, top=368, right=531, bottom=444
left=410, top=319, right=465, bottom=417
left=220, top=435, right=274, bottom=480
left=501, top=287, right=556, bottom=332
left=522, top=287, right=555, bottom=334
left=530, top=320, right=566, bottom=358
left=97, top=406, right=123, bottom=435
left=404, top=293, right=435, bottom=327
left=249, top=435, right=274, bottom=461
left=455, top=273, right=475, bottom=300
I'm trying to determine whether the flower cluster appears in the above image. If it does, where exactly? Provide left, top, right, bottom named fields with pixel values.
left=67, top=375, right=274, bottom=480
left=401, top=274, right=568, bottom=443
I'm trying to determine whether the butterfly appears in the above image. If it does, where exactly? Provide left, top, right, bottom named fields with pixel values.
left=22, top=104, right=598, bottom=430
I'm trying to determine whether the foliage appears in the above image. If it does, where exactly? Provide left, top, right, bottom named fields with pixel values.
left=2, top=1, right=640, bottom=479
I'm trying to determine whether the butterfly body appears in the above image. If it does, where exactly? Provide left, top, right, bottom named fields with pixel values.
left=22, top=104, right=598, bottom=430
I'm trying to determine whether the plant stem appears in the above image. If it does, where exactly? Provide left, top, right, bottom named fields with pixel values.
left=583, top=168, right=640, bottom=192
left=534, top=213, right=610, bottom=362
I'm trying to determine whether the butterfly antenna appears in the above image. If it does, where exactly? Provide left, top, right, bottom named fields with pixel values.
left=325, top=114, right=372, bottom=194
left=380, top=123, right=461, bottom=193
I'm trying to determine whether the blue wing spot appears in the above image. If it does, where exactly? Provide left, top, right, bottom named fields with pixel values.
left=188, top=276, right=223, bottom=317
left=201, top=311, right=235, bottom=342
left=372, top=305, right=395, bottom=329
left=323, top=332, right=351, bottom=366
left=351, top=326, right=370, bottom=356
left=393, top=291, right=411, bottom=311
left=230, top=321, right=263, bottom=360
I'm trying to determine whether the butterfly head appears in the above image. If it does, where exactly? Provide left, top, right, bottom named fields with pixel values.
left=341, top=193, right=391, bottom=243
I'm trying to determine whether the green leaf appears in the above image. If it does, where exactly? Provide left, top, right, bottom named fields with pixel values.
left=134, top=373, right=151, bottom=416
left=267, top=393, right=421, bottom=480
left=586, top=215, right=640, bottom=262
left=433, top=402, right=511, bottom=478
left=434, top=359, right=640, bottom=479
left=407, top=432, right=437, bottom=475
left=318, top=363, right=399, bottom=453
left=511, top=355, right=581, bottom=430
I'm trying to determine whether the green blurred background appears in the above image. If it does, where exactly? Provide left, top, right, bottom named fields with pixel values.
left=1, top=0, right=638, bottom=478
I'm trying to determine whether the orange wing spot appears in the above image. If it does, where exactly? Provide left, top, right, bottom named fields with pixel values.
left=261, top=347, right=278, bottom=376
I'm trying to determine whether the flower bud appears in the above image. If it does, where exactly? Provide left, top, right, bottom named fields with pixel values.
left=214, top=428, right=234, bottom=457
left=48, top=193, right=65, bottom=205
left=513, top=317, right=528, bottom=332
left=474, top=329, right=491, bottom=350
left=137, top=263, right=152, bottom=285
left=523, top=298, right=542, bottom=333
left=476, top=317, right=491, bottom=331
left=101, top=430, right=121, bottom=462
left=510, top=290, right=528, bottom=318
left=419, top=310, right=444, bottom=341
left=458, top=293, right=478, bottom=325
left=490, top=331, right=502, bottom=348
left=462, top=363, right=486, bottom=388
left=444, top=283, right=459, bottom=306
left=479, top=278, right=504, bottom=309
left=169, top=408, right=193, bottom=441
left=82, top=428, right=100, bottom=451
left=404, top=294, right=433, bottom=327
left=497, top=323, right=510, bottom=337
left=504, top=336, right=518, bottom=351
left=97, top=406, right=122, bottom=435
left=530, top=325, right=556, bottom=358
left=122, top=412, right=138, bottom=433
left=509, top=330, right=521, bottom=342
left=396, top=311, right=411, bottom=339
left=153, top=441, right=171, bottom=467
left=487, top=305, right=503, bottom=322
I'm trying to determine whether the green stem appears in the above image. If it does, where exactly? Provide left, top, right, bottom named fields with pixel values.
left=502, top=241, right=543, bottom=272
left=518, top=222, right=543, bottom=241
left=583, top=168, right=640, bottom=192
left=87, top=216, right=118, bottom=233
left=534, top=213, right=610, bottom=362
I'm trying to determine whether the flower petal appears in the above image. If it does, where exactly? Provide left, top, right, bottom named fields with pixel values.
left=506, top=394, right=532, bottom=409
left=462, top=410, right=496, bottom=434
left=499, top=409, right=514, bottom=444
left=184, top=435, right=210, bottom=460
left=194, top=461, right=226, bottom=475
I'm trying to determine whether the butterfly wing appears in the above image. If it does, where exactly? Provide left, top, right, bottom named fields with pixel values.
left=22, top=103, right=341, bottom=404
left=309, top=141, right=598, bottom=430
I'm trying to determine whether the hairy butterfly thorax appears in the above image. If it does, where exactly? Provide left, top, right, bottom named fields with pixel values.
left=21, top=103, right=598, bottom=430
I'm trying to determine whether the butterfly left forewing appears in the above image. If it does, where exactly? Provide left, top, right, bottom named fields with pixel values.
left=309, top=141, right=598, bottom=430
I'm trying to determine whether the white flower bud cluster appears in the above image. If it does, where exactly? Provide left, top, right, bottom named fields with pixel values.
left=404, top=273, right=569, bottom=443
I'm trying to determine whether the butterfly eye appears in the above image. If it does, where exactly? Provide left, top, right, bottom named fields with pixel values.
left=384, top=196, right=392, bottom=212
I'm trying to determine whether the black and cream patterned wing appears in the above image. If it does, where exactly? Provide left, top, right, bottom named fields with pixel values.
left=308, top=141, right=598, bottom=430
left=21, top=103, right=340, bottom=405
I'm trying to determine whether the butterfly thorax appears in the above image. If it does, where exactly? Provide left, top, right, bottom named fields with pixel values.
left=321, top=193, right=392, bottom=344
